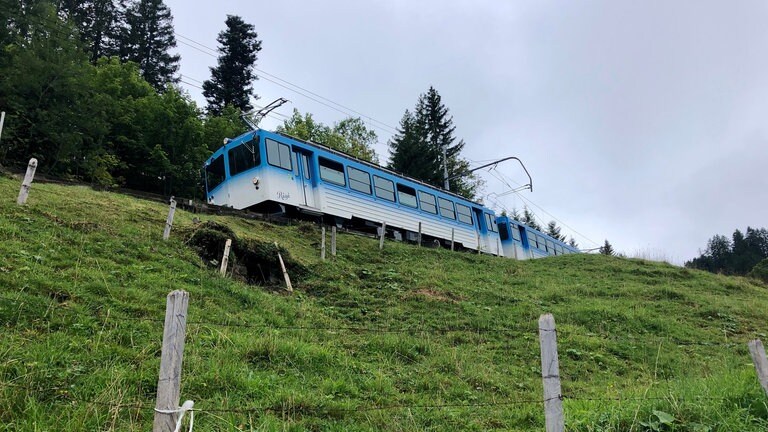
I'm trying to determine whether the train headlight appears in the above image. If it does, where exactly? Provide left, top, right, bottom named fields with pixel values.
left=252, top=177, right=260, bottom=189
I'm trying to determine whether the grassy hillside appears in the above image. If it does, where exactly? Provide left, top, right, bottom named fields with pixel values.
left=1, top=174, right=767, bottom=431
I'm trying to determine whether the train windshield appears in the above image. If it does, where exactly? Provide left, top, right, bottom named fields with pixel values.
left=205, top=154, right=226, bottom=193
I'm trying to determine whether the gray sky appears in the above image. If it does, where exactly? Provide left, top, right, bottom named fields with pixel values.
left=167, top=0, right=768, bottom=263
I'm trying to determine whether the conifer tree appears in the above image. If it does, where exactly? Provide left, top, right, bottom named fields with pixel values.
left=520, top=206, right=541, bottom=231
left=546, top=220, right=567, bottom=241
left=568, top=237, right=578, bottom=248
left=122, top=0, right=179, bottom=90
left=599, top=240, right=615, bottom=256
left=388, top=87, right=480, bottom=199
left=203, top=15, right=261, bottom=115
left=58, top=0, right=125, bottom=63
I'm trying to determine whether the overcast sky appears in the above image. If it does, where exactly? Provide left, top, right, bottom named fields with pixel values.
left=166, top=0, right=768, bottom=263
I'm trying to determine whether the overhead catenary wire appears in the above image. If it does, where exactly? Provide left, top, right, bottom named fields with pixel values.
left=174, top=34, right=399, bottom=137
left=175, top=32, right=398, bottom=135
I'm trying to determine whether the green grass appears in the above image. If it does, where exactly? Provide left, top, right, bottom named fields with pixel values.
left=1, top=174, right=768, bottom=431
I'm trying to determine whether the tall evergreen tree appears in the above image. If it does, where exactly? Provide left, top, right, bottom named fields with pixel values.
left=519, top=206, right=541, bottom=231
left=203, top=15, right=261, bottom=115
left=388, top=87, right=480, bottom=199
left=568, top=237, right=578, bottom=248
left=58, top=0, right=125, bottom=63
left=122, top=0, right=179, bottom=90
left=546, top=221, right=566, bottom=241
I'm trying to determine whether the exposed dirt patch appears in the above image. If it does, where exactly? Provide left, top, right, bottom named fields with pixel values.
left=187, top=221, right=307, bottom=289
left=412, top=288, right=464, bottom=303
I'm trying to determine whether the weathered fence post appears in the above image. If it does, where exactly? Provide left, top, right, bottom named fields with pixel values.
left=379, top=222, right=386, bottom=250
left=497, top=238, right=502, bottom=257
left=477, top=233, right=482, bottom=255
left=16, top=158, right=37, bottom=205
left=321, top=227, right=326, bottom=261
left=450, top=228, right=455, bottom=251
left=748, top=339, right=768, bottom=396
left=274, top=242, right=293, bottom=292
left=0, top=111, right=6, bottom=142
left=539, top=313, right=564, bottom=432
left=418, top=222, right=422, bottom=248
left=331, top=226, right=337, bottom=256
left=219, top=239, right=232, bottom=276
left=162, top=198, right=177, bottom=240
left=153, top=290, right=190, bottom=432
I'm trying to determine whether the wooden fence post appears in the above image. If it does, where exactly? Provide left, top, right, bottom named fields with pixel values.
left=418, top=222, right=422, bottom=247
left=539, top=313, right=564, bottom=432
left=477, top=233, right=482, bottom=255
left=321, top=227, right=326, bottom=261
left=153, top=290, right=190, bottom=432
left=748, top=339, right=768, bottom=396
left=163, top=198, right=177, bottom=240
left=331, top=226, right=337, bottom=256
left=219, top=239, right=232, bottom=276
left=379, top=222, right=386, bottom=250
left=16, top=158, right=37, bottom=205
left=497, top=238, right=502, bottom=257
left=274, top=242, right=293, bottom=292
left=451, top=228, right=455, bottom=251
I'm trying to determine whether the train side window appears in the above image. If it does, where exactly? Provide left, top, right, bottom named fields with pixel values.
left=546, top=240, right=555, bottom=253
left=373, top=176, right=395, bottom=201
left=556, top=245, right=564, bottom=255
left=511, top=224, right=522, bottom=242
left=347, top=166, right=371, bottom=194
left=456, top=204, right=473, bottom=225
left=301, top=154, right=311, bottom=180
left=418, top=191, right=437, bottom=214
left=529, top=234, right=538, bottom=248
left=438, top=198, right=455, bottom=220
left=537, top=235, right=546, bottom=250
left=397, top=184, right=418, bottom=208
left=319, top=157, right=346, bottom=186
left=485, top=213, right=498, bottom=233
left=205, top=154, right=226, bottom=191
left=266, top=138, right=292, bottom=171
left=228, top=138, right=260, bottom=176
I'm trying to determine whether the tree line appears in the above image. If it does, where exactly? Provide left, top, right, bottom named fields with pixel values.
left=686, top=227, right=768, bottom=280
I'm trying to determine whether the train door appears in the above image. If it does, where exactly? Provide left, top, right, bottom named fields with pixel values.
left=472, top=207, right=487, bottom=252
left=292, top=149, right=316, bottom=208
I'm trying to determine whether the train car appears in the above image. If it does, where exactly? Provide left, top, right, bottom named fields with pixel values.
left=203, top=128, right=501, bottom=253
left=497, top=216, right=579, bottom=259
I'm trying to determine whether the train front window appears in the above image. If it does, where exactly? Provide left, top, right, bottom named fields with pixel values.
left=266, top=138, right=292, bottom=170
left=228, top=138, right=260, bottom=176
left=205, top=154, right=226, bottom=192
left=397, top=184, right=417, bottom=208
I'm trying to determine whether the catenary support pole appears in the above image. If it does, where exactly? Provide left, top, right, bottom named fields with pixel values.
left=16, top=158, right=37, bottom=205
left=219, top=239, right=232, bottom=276
left=749, top=339, right=768, bottom=396
left=153, top=290, right=189, bottom=432
left=539, top=313, right=564, bottom=432
left=163, top=198, right=176, bottom=240
left=331, top=226, right=337, bottom=256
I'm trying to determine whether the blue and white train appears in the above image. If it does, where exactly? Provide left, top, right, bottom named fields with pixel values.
left=203, top=128, right=578, bottom=259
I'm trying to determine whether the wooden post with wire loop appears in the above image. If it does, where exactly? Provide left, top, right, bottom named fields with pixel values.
left=153, top=290, right=189, bottom=432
